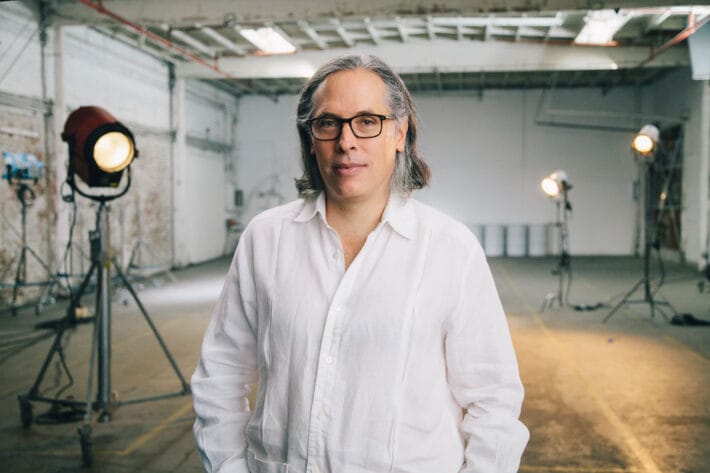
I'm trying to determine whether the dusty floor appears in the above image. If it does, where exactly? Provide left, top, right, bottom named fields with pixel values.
left=0, top=255, right=708, bottom=472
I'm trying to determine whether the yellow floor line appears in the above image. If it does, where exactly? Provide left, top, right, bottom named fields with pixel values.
left=119, top=400, right=193, bottom=456
left=498, top=265, right=664, bottom=473
left=519, top=466, right=638, bottom=473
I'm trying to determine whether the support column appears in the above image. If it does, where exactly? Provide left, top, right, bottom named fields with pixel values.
left=170, top=66, right=189, bottom=267
left=51, top=22, right=70, bottom=272
left=698, top=81, right=710, bottom=269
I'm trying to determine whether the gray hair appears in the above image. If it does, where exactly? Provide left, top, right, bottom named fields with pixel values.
left=295, top=54, right=430, bottom=196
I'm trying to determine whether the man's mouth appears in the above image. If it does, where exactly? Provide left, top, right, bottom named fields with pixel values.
left=333, top=163, right=366, bottom=175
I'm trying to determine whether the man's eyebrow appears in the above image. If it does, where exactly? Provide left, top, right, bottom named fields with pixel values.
left=312, top=110, right=377, bottom=119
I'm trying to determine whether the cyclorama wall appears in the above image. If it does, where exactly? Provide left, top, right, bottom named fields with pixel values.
left=234, top=69, right=703, bottom=260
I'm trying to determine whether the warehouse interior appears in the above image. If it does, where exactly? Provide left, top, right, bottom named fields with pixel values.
left=1, top=0, right=709, bottom=472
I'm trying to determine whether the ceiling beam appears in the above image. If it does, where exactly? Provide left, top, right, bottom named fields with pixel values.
left=47, top=0, right=696, bottom=27
left=176, top=39, right=690, bottom=79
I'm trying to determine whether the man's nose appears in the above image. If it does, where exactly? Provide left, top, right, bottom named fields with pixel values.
left=337, top=122, right=357, bottom=150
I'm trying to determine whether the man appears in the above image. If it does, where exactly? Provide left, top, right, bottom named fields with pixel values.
left=192, top=54, right=529, bottom=473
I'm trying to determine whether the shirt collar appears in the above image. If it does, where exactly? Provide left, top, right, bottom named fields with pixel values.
left=293, top=191, right=416, bottom=240
left=294, top=192, right=326, bottom=223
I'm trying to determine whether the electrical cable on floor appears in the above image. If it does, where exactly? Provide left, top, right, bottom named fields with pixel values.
left=0, top=330, right=55, bottom=365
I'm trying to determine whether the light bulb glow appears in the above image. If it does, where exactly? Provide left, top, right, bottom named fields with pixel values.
left=632, top=124, right=659, bottom=156
left=93, top=131, right=134, bottom=172
left=541, top=177, right=561, bottom=197
left=632, top=134, right=654, bottom=154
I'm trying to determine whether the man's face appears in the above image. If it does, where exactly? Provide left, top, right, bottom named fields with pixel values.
left=310, top=68, right=408, bottom=207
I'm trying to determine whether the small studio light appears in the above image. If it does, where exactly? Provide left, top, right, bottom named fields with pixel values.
left=62, top=106, right=137, bottom=190
left=632, top=124, right=659, bottom=156
left=541, top=170, right=570, bottom=199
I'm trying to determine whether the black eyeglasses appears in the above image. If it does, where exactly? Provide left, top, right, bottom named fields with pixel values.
left=307, top=113, right=395, bottom=141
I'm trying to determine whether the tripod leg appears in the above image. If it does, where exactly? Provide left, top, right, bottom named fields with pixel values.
left=603, top=278, right=645, bottom=323
left=113, top=259, right=190, bottom=392
left=11, top=247, right=27, bottom=315
left=26, top=326, right=67, bottom=397
left=78, top=424, right=94, bottom=466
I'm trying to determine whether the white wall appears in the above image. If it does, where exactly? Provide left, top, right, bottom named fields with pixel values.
left=234, top=87, right=642, bottom=255
left=180, top=81, right=239, bottom=264
left=234, top=95, right=301, bottom=224
left=415, top=88, right=639, bottom=255
left=0, top=1, right=43, bottom=97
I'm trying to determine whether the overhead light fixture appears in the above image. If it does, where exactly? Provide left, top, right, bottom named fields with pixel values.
left=541, top=170, right=571, bottom=199
left=62, top=106, right=137, bottom=200
left=632, top=124, right=660, bottom=156
left=239, top=27, right=296, bottom=54
left=575, top=9, right=630, bottom=45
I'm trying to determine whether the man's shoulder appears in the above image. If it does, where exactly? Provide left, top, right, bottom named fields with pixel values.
left=408, top=198, right=482, bottom=252
left=250, top=198, right=306, bottom=225
left=409, top=199, right=471, bottom=236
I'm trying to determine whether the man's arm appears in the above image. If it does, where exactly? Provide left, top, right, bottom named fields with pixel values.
left=192, top=236, right=259, bottom=473
left=445, top=243, right=529, bottom=473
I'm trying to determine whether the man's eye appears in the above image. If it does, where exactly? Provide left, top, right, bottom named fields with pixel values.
left=316, top=119, right=337, bottom=128
left=358, top=116, right=378, bottom=126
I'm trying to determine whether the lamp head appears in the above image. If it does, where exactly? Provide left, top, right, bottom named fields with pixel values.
left=62, top=106, right=137, bottom=188
left=632, top=124, right=659, bottom=157
left=541, top=170, right=570, bottom=199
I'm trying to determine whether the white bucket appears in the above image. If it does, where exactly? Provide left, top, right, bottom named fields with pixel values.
left=483, top=224, right=505, bottom=257
left=506, top=224, right=527, bottom=257
left=528, top=223, right=547, bottom=256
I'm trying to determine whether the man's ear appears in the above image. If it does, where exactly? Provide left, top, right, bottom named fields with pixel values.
left=395, top=117, right=408, bottom=153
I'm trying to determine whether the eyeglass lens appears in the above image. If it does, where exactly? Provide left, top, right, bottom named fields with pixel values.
left=310, top=114, right=383, bottom=140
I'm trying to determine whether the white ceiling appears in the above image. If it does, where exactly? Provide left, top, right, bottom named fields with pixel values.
left=42, top=0, right=710, bottom=96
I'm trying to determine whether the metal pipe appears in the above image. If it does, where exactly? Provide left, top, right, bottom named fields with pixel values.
left=76, top=0, right=272, bottom=99
left=639, top=12, right=710, bottom=67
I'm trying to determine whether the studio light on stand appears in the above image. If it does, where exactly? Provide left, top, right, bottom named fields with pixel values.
left=604, top=124, right=676, bottom=322
left=17, top=106, right=190, bottom=466
left=2, top=152, right=66, bottom=315
left=540, top=170, right=573, bottom=311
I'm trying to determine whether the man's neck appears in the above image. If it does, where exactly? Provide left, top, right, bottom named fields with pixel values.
left=324, top=191, right=390, bottom=269
left=325, top=192, right=389, bottom=239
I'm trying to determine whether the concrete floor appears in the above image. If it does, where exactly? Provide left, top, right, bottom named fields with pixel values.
left=0, top=255, right=708, bottom=472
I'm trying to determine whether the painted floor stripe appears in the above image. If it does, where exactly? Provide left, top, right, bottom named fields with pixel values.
left=519, top=466, right=638, bottom=472
left=119, top=400, right=193, bottom=456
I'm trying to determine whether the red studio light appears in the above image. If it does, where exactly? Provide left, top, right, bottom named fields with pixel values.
left=62, top=106, right=138, bottom=188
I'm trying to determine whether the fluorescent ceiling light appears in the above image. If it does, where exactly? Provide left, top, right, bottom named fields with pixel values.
left=575, top=10, right=630, bottom=45
left=239, top=27, right=296, bottom=54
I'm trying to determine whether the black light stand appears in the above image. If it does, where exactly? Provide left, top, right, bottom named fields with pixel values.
left=18, top=199, right=191, bottom=465
left=604, top=158, right=676, bottom=322
left=541, top=185, right=572, bottom=311
left=3, top=181, right=66, bottom=316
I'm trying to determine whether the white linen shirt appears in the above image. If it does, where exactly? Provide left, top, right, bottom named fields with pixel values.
left=192, top=192, right=529, bottom=473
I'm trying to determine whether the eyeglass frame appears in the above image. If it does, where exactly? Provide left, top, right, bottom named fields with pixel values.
left=306, top=113, right=396, bottom=141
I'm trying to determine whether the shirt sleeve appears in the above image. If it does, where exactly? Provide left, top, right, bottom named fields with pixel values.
left=191, top=232, right=259, bottom=473
left=445, top=241, right=529, bottom=473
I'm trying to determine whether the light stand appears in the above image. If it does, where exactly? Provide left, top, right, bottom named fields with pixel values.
left=604, top=139, right=676, bottom=322
left=2, top=173, right=67, bottom=316
left=540, top=171, right=572, bottom=311
left=18, top=106, right=190, bottom=466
